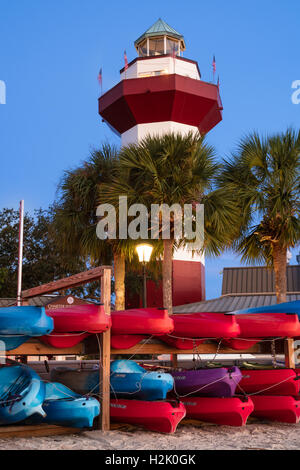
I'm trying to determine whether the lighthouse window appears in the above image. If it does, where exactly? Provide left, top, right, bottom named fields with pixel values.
left=166, top=38, right=179, bottom=56
left=138, top=40, right=147, bottom=57
left=149, top=38, right=164, bottom=56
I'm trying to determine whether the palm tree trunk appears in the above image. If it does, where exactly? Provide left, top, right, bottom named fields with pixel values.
left=114, top=253, right=125, bottom=311
left=273, top=244, right=287, bottom=303
left=163, top=238, right=173, bottom=314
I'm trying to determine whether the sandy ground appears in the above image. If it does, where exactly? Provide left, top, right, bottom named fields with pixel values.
left=0, top=421, right=299, bottom=450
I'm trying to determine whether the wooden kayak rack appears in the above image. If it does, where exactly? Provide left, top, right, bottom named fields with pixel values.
left=2, top=266, right=298, bottom=436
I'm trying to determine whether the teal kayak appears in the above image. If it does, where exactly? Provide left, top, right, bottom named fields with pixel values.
left=0, top=364, right=45, bottom=424
left=31, top=382, right=100, bottom=428
left=0, top=306, right=54, bottom=351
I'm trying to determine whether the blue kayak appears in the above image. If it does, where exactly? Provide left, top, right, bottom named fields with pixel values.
left=0, top=335, right=31, bottom=351
left=110, top=360, right=174, bottom=401
left=0, top=306, right=54, bottom=351
left=31, top=382, right=100, bottom=428
left=0, top=364, right=45, bottom=425
left=50, top=361, right=174, bottom=400
left=232, top=300, right=300, bottom=316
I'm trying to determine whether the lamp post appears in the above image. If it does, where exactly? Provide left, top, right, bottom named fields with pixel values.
left=136, top=244, right=153, bottom=308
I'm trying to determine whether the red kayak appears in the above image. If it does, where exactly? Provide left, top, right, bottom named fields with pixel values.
left=251, top=395, right=300, bottom=423
left=169, top=313, right=240, bottom=338
left=236, top=313, right=300, bottom=337
left=46, top=304, right=111, bottom=332
left=111, top=308, right=174, bottom=335
left=239, top=369, right=299, bottom=396
left=158, top=313, right=240, bottom=349
left=111, top=334, right=148, bottom=349
left=181, top=397, right=254, bottom=426
left=159, top=336, right=205, bottom=350
left=223, top=313, right=300, bottom=350
left=40, top=304, right=111, bottom=348
left=40, top=332, right=91, bottom=348
left=110, top=399, right=186, bottom=433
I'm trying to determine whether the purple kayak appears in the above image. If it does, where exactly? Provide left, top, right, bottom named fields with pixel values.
left=171, top=367, right=242, bottom=398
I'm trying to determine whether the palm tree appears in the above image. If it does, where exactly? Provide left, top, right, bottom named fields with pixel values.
left=100, top=132, right=239, bottom=314
left=218, top=128, right=300, bottom=303
left=54, top=144, right=129, bottom=310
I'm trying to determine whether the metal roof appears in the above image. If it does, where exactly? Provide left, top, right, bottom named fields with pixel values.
left=134, top=18, right=185, bottom=48
left=222, top=265, right=300, bottom=295
left=173, top=293, right=300, bottom=314
left=0, top=295, right=62, bottom=308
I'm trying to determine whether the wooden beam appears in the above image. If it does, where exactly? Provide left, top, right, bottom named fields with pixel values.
left=100, top=268, right=111, bottom=431
left=22, top=266, right=112, bottom=299
left=0, top=424, right=81, bottom=439
left=284, top=338, right=295, bottom=368
left=5, top=339, right=84, bottom=356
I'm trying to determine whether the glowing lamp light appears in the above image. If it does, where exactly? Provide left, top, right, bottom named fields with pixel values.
left=136, top=244, right=153, bottom=263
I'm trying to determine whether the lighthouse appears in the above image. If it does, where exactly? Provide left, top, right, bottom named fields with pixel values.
left=99, top=19, right=223, bottom=307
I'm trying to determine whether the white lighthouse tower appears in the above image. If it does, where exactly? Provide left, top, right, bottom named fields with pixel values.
left=99, top=19, right=223, bottom=306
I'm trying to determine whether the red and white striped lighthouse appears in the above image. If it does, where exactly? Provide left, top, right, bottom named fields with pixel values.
left=99, top=19, right=223, bottom=307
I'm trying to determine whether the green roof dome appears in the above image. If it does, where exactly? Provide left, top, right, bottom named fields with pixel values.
left=134, top=18, right=186, bottom=50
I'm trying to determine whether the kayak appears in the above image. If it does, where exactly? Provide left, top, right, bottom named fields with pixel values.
left=45, top=304, right=111, bottom=333
left=32, top=382, right=100, bottom=428
left=159, top=336, right=205, bottom=350
left=39, top=332, right=91, bottom=349
left=181, top=396, right=254, bottom=426
left=110, top=360, right=174, bottom=400
left=51, top=360, right=174, bottom=400
left=0, top=364, right=45, bottom=425
left=168, top=313, right=240, bottom=339
left=223, top=313, right=300, bottom=350
left=110, top=399, right=186, bottom=433
left=40, top=304, right=111, bottom=348
left=239, top=369, right=299, bottom=396
left=111, top=308, right=174, bottom=335
left=235, top=313, right=300, bottom=337
left=251, top=395, right=300, bottom=423
left=111, top=334, right=148, bottom=349
left=0, top=335, right=31, bottom=351
left=157, top=313, right=240, bottom=349
left=171, top=367, right=242, bottom=398
left=0, top=306, right=54, bottom=351
left=50, top=367, right=100, bottom=395
left=232, top=300, right=300, bottom=316
left=0, top=306, right=54, bottom=335
left=241, top=362, right=285, bottom=370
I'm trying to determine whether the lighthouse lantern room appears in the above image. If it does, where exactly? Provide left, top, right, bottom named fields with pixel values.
left=99, top=19, right=223, bottom=307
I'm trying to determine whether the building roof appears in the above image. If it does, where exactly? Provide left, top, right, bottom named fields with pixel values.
left=222, top=265, right=300, bottom=295
left=0, top=295, right=60, bottom=308
left=173, top=293, right=300, bottom=314
left=0, top=295, right=98, bottom=308
left=173, top=264, right=300, bottom=313
left=134, top=18, right=185, bottom=48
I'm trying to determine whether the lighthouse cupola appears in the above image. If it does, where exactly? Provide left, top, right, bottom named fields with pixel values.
left=134, top=18, right=186, bottom=57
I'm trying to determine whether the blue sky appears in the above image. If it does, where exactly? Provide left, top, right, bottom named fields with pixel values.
left=0, top=0, right=299, bottom=299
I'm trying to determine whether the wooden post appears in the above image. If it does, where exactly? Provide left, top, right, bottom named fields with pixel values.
left=100, top=268, right=111, bottom=431
left=171, top=354, right=178, bottom=368
left=284, top=338, right=295, bottom=368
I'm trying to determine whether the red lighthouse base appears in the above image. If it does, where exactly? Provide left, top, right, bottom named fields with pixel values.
left=126, top=259, right=205, bottom=309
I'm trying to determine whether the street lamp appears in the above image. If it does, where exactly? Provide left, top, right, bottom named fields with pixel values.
left=136, top=244, right=153, bottom=308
